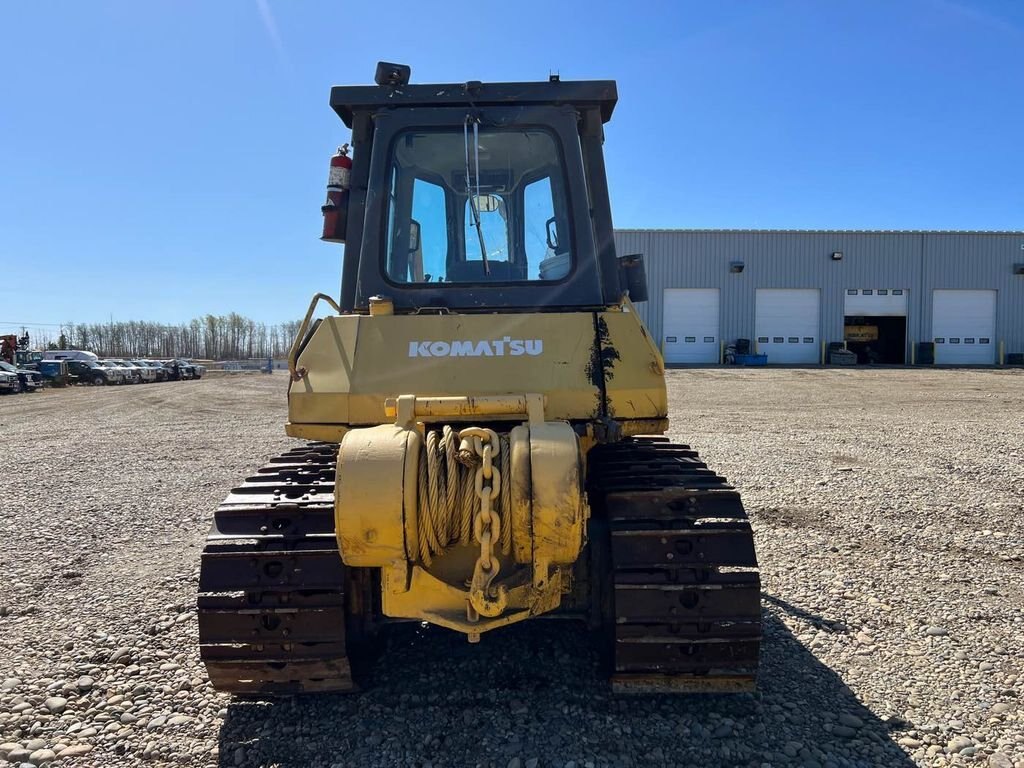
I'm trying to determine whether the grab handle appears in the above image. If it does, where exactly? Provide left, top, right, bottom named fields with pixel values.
left=289, top=292, right=342, bottom=380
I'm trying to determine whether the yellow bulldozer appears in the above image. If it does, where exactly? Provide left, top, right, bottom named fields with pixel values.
left=197, top=63, right=760, bottom=695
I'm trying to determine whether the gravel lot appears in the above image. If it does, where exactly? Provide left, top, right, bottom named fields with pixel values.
left=1, top=369, right=1022, bottom=768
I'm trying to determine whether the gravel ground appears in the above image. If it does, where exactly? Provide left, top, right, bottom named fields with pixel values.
left=0, top=369, right=1022, bottom=768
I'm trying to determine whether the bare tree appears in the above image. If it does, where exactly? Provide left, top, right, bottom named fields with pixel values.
left=52, top=314, right=301, bottom=360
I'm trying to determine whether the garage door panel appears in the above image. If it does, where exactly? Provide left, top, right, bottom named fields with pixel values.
left=845, top=289, right=908, bottom=316
left=755, top=289, right=820, bottom=364
left=663, top=289, right=719, bottom=364
left=933, top=290, right=995, bottom=365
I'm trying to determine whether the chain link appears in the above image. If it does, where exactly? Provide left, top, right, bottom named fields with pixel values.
left=461, top=427, right=508, bottom=621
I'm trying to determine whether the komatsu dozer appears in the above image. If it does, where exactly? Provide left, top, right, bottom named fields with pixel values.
left=198, top=63, right=761, bottom=695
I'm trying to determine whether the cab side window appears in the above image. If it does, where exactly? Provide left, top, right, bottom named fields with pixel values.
left=523, top=175, right=568, bottom=280
left=410, top=178, right=448, bottom=282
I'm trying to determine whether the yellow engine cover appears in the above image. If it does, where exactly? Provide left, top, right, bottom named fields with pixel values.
left=287, top=310, right=667, bottom=439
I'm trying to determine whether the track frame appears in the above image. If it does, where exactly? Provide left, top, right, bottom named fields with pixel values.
left=587, top=437, right=762, bottom=694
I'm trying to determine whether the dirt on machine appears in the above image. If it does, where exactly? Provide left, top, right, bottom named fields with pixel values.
left=197, top=62, right=761, bottom=695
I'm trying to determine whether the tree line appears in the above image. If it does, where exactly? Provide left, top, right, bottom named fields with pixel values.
left=36, top=314, right=303, bottom=360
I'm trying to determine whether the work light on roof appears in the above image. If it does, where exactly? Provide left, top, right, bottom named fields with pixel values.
left=375, top=61, right=411, bottom=87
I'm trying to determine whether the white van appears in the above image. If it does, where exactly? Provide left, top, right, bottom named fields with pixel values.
left=43, top=350, right=99, bottom=362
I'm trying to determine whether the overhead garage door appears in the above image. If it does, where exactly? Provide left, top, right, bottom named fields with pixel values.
left=756, top=289, right=820, bottom=364
left=662, top=288, right=720, bottom=364
left=932, top=289, right=996, bottom=364
left=845, top=288, right=908, bottom=316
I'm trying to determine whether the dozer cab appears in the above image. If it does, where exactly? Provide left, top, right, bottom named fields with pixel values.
left=197, top=63, right=761, bottom=695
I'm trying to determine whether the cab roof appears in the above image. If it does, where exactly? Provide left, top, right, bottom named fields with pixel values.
left=329, top=79, right=617, bottom=128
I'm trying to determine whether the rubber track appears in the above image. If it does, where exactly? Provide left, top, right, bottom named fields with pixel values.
left=197, top=442, right=354, bottom=694
left=587, top=437, right=761, bottom=693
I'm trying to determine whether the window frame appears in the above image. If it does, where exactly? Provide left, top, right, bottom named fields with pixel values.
left=385, top=173, right=454, bottom=284
left=379, top=123, right=576, bottom=289
left=352, top=104, right=607, bottom=312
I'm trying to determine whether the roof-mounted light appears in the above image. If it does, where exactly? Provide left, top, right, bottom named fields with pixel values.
left=375, top=61, right=411, bottom=87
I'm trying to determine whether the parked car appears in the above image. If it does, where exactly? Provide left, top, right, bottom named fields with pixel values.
left=131, top=360, right=166, bottom=382
left=190, top=362, right=206, bottom=379
left=151, top=361, right=172, bottom=381
left=97, top=360, right=129, bottom=384
left=0, top=368, right=19, bottom=394
left=176, top=360, right=195, bottom=380
left=0, top=360, right=43, bottom=392
left=106, top=360, right=141, bottom=383
left=161, top=359, right=189, bottom=380
left=129, top=360, right=156, bottom=383
left=66, top=359, right=115, bottom=386
left=36, top=359, right=70, bottom=387
left=112, top=359, right=155, bottom=383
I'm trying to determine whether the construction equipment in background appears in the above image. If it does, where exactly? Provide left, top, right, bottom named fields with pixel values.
left=0, top=335, right=17, bottom=365
left=2, top=332, right=41, bottom=368
left=197, top=63, right=761, bottom=695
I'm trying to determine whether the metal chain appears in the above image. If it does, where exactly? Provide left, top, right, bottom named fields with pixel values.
left=415, top=428, right=512, bottom=566
left=412, top=426, right=511, bottom=620
left=462, top=428, right=508, bottom=621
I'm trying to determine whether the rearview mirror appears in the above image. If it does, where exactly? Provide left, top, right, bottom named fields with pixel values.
left=472, top=194, right=500, bottom=213
left=618, top=253, right=648, bottom=302
left=545, top=216, right=559, bottom=250
left=409, top=219, right=421, bottom=252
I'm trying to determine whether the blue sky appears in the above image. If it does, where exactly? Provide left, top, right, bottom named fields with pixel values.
left=2, top=0, right=1021, bottom=332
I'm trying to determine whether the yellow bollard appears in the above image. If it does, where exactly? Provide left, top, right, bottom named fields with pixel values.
left=999, top=340, right=1005, bottom=366
left=820, top=340, right=826, bottom=366
left=910, top=340, right=915, bottom=366
left=720, top=339, right=725, bottom=365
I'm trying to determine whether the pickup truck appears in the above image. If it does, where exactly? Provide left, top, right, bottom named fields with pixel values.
left=37, top=359, right=70, bottom=387
left=0, top=368, right=18, bottom=394
left=111, top=359, right=155, bottom=383
left=0, top=360, right=43, bottom=392
left=96, top=360, right=129, bottom=384
left=132, top=360, right=168, bottom=381
left=66, top=359, right=115, bottom=385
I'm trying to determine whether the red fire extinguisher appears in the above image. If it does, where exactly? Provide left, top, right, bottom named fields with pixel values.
left=321, top=144, right=351, bottom=243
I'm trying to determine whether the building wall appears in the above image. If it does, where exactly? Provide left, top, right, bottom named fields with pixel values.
left=614, top=230, right=1024, bottom=361
left=920, top=233, right=1024, bottom=357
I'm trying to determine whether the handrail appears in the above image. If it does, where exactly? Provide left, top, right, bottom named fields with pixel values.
left=288, top=292, right=342, bottom=380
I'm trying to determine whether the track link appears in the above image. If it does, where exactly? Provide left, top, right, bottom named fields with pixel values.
left=588, top=437, right=761, bottom=694
left=198, top=442, right=354, bottom=694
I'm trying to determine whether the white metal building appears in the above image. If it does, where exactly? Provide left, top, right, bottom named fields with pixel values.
left=613, top=230, right=1024, bottom=366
